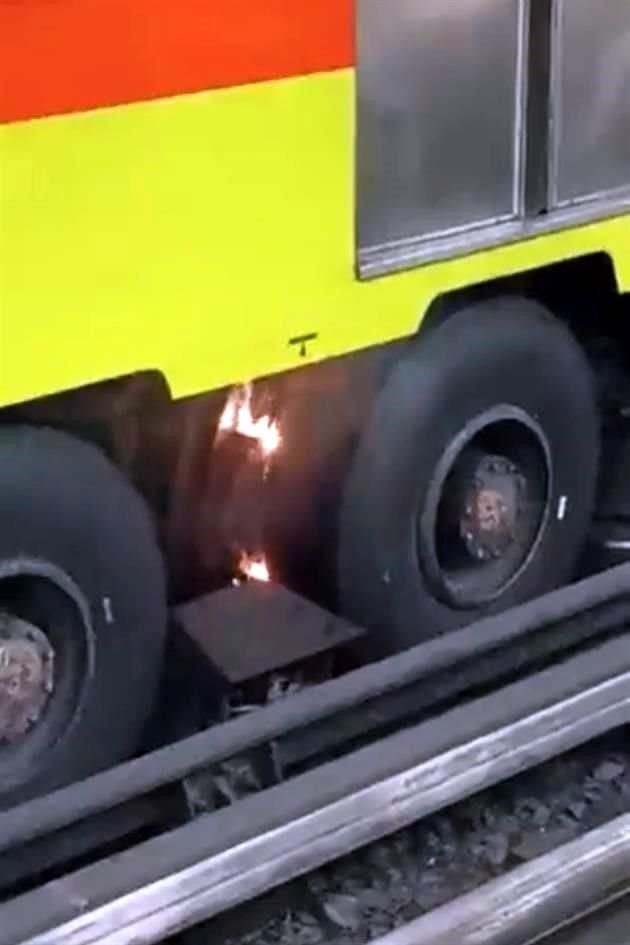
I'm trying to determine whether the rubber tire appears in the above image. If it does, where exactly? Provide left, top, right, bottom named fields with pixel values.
left=337, top=297, right=600, bottom=654
left=0, top=427, right=167, bottom=806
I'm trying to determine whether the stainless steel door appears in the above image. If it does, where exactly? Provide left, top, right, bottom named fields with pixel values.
left=550, top=0, right=630, bottom=207
left=356, top=0, right=528, bottom=253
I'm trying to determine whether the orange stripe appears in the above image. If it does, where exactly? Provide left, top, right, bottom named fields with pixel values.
left=0, top=0, right=354, bottom=123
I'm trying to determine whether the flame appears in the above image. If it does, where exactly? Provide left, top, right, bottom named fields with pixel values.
left=218, top=383, right=281, bottom=457
left=218, top=384, right=278, bottom=587
left=233, top=552, right=271, bottom=585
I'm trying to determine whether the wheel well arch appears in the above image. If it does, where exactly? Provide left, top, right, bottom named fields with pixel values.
left=419, top=251, right=619, bottom=343
left=0, top=370, right=175, bottom=507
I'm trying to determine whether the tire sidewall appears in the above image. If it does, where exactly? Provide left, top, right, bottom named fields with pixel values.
left=338, top=299, right=599, bottom=651
left=0, top=428, right=167, bottom=804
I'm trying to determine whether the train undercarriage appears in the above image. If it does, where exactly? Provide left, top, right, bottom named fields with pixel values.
left=1, top=262, right=630, bottom=809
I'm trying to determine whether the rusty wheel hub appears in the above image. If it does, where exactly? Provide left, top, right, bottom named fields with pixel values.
left=0, top=614, right=55, bottom=744
left=419, top=408, right=551, bottom=608
left=459, top=454, right=526, bottom=562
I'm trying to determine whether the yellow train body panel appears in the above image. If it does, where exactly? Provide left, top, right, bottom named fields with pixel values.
left=1, top=70, right=629, bottom=409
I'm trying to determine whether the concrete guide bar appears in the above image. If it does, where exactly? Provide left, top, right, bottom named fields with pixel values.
left=3, top=561, right=630, bottom=854
left=2, top=634, right=630, bottom=945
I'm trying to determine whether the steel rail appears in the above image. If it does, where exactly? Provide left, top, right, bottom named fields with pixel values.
left=3, top=561, right=630, bottom=853
left=3, top=634, right=630, bottom=945
left=370, top=812, right=630, bottom=945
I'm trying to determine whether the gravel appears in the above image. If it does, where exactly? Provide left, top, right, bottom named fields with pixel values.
left=183, top=728, right=630, bottom=945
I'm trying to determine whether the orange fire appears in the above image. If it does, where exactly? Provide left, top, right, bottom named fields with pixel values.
left=218, top=383, right=281, bottom=458
left=218, top=383, right=278, bottom=587
left=233, top=552, right=271, bottom=585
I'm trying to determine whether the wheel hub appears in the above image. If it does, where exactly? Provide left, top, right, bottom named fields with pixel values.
left=459, top=454, right=526, bottom=562
left=418, top=407, right=551, bottom=609
left=0, top=614, right=55, bottom=744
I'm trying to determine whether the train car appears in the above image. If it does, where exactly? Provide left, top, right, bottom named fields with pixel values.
left=0, top=0, right=628, bottom=804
